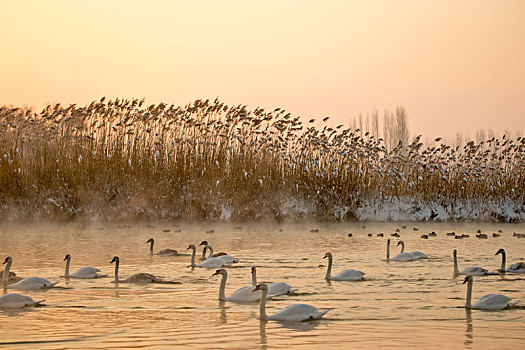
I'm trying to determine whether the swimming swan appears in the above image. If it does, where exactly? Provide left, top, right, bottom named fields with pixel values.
left=199, top=242, right=239, bottom=264
left=453, top=250, right=488, bottom=276
left=199, top=240, right=228, bottom=260
left=63, top=254, right=106, bottom=279
left=251, top=266, right=297, bottom=295
left=386, top=239, right=417, bottom=261
left=323, top=252, right=365, bottom=281
left=463, top=275, right=519, bottom=310
left=253, top=283, right=331, bottom=321
left=110, top=256, right=163, bottom=283
left=187, top=245, right=226, bottom=268
left=213, top=269, right=263, bottom=302
left=3, top=257, right=58, bottom=290
left=0, top=293, right=44, bottom=309
left=495, top=249, right=525, bottom=273
left=397, top=241, right=427, bottom=259
left=147, top=238, right=178, bottom=256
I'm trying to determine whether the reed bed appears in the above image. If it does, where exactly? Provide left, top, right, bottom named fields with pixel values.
left=0, top=98, right=524, bottom=222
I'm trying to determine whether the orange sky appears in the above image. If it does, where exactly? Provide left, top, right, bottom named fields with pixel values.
left=1, top=0, right=524, bottom=140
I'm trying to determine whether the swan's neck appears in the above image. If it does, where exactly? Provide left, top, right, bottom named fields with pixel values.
left=65, top=258, right=71, bottom=277
left=465, top=278, right=473, bottom=308
left=453, top=254, right=459, bottom=274
left=2, top=260, right=11, bottom=284
left=500, top=251, right=506, bottom=271
left=400, top=242, right=405, bottom=253
left=207, top=245, right=214, bottom=259
left=114, top=260, right=120, bottom=283
left=218, top=272, right=227, bottom=301
left=149, top=241, right=154, bottom=257
left=200, top=246, right=207, bottom=260
left=387, top=241, right=390, bottom=260
left=252, top=269, right=257, bottom=286
left=190, top=247, right=197, bottom=267
left=325, top=256, right=333, bottom=279
left=259, top=287, right=268, bottom=320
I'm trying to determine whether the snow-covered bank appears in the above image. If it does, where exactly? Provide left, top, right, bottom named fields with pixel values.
left=354, top=198, right=525, bottom=223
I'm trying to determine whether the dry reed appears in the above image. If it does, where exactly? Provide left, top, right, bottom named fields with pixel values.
left=0, top=98, right=523, bottom=222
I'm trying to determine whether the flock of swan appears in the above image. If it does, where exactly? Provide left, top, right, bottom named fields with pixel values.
left=1, top=235, right=524, bottom=321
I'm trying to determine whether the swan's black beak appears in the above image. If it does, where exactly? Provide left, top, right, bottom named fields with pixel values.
left=251, top=267, right=255, bottom=273
left=323, top=255, right=327, bottom=259
left=212, top=270, right=220, bottom=276
left=462, top=276, right=470, bottom=284
left=2, top=258, right=7, bottom=264
left=199, top=241, right=207, bottom=246
left=110, top=256, right=118, bottom=264
left=63, top=255, right=68, bottom=261
left=252, top=285, right=261, bottom=292
left=186, top=245, right=192, bottom=250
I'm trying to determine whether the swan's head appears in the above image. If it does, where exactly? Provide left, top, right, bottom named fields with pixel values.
left=463, top=275, right=473, bottom=284
left=397, top=240, right=404, bottom=246
left=199, top=241, right=208, bottom=246
left=212, top=269, right=226, bottom=277
left=323, top=252, right=332, bottom=259
left=3, top=256, right=11, bottom=265
left=64, top=254, right=71, bottom=261
left=146, top=238, right=154, bottom=244
left=495, top=248, right=505, bottom=256
left=110, top=256, right=119, bottom=264
left=453, top=249, right=457, bottom=256
left=251, top=266, right=256, bottom=273
left=187, top=244, right=195, bottom=250
left=387, top=239, right=390, bottom=244
left=252, top=283, right=268, bottom=292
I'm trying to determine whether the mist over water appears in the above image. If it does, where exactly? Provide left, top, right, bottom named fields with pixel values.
left=1, top=222, right=524, bottom=349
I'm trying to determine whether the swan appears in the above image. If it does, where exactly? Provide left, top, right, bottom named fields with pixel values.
left=0, top=270, right=21, bottom=284
left=213, top=269, right=263, bottom=302
left=0, top=293, right=44, bottom=309
left=199, top=241, right=239, bottom=263
left=147, top=238, right=178, bottom=257
left=386, top=239, right=417, bottom=261
left=251, top=266, right=297, bottom=295
left=463, top=275, right=519, bottom=310
left=397, top=241, right=427, bottom=259
left=323, top=253, right=365, bottom=281
left=199, top=240, right=228, bottom=260
left=253, top=283, right=331, bottom=321
left=63, top=254, right=106, bottom=279
left=495, top=249, right=525, bottom=273
left=187, top=245, right=226, bottom=268
left=203, top=245, right=239, bottom=264
left=110, top=256, right=163, bottom=283
left=453, top=250, right=488, bottom=276
left=3, top=257, right=58, bottom=290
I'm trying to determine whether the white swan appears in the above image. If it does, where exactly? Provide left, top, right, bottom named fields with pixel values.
left=199, top=241, right=239, bottom=264
left=199, top=240, right=228, bottom=260
left=63, top=254, right=106, bottom=279
left=453, top=250, right=488, bottom=276
left=398, top=241, right=427, bottom=259
left=251, top=266, right=297, bottom=295
left=3, top=256, right=58, bottom=290
left=463, top=275, right=519, bottom=310
left=386, top=239, right=417, bottom=261
left=213, top=269, right=263, bottom=302
left=110, top=256, right=163, bottom=283
left=323, top=253, right=365, bottom=281
left=495, top=249, right=525, bottom=273
left=147, top=238, right=178, bottom=256
left=187, top=245, right=226, bottom=269
left=0, top=293, right=44, bottom=309
left=253, top=283, right=331, bottom=321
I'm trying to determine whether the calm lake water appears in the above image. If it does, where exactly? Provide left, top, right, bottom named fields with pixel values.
left=1, top=222, right=524, bottom=349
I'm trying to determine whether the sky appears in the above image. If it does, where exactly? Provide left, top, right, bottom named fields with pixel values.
left=1, top=0, right=524, bottom=140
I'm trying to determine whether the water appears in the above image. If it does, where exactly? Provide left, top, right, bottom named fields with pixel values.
left=1, top=222, right=524, bottom=349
